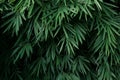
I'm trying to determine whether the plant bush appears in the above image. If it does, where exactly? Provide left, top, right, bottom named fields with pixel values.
left=0, top=0, right=120, bottom=80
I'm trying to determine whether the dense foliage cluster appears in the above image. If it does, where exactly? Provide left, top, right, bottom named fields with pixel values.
left=0, top=0, right=120, bottom=80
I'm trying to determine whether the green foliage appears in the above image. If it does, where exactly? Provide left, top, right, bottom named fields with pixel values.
left=0, top=0, right=120, bottom=80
